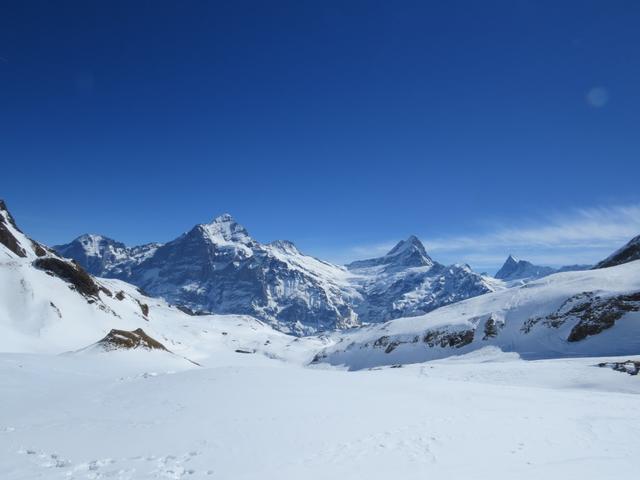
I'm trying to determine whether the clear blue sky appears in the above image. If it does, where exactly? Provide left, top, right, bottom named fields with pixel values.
left=1, top=1, right=639, bottom=271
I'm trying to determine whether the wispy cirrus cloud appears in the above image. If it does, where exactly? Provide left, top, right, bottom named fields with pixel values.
left=345, top=204, right=640, bottom=272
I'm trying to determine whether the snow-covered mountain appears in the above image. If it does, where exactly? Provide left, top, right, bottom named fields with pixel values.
left=54, top=234, right=161, bottom=279
left=494, top=254, right=589, bottom=282
left=314, top=259, right=640, bottom=370
left=55, top=219, right=498, bottom=334
left=346, top=236, right=498, bottom=322
left=594, top=234, right=640, bottom=269
left=494, top=255, right=556, bottom=281
left=56, top=214, right=360, bottom=335
left=0, top=201, right=318, bottom=360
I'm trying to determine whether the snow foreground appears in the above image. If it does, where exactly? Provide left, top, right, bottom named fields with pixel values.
left=1, top=349, right=640, bottom=480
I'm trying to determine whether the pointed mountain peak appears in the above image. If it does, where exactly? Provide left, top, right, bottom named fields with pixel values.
left=347, top=235, right=433, bottom=271
left=495, top=255, right=555, bottom=281
left=385, top=235, right=432, bottom=266
left=504, top=254, right=519, bottom=265
left=199, top=213, right=252, bottom=245
left=495, top=255, right=523, bottom=279
left=387, top=235, right=426, bottom=256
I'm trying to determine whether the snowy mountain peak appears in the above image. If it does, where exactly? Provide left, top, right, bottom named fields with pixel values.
left=73, top=234, right=124, bottom=256
left=346, top=235, right=434, bottom=271
left=384, top=235, right=433, bottom=267
left=200, top=214, right=252, bottom=245
left=495, top=255, right=555, bottom=281
left=505, top=254, right=519, bottom=265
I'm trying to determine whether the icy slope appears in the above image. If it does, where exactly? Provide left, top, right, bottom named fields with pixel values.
left=315, top=260, right=640, bottom=369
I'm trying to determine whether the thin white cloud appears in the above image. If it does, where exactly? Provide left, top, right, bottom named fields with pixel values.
left=345, top=204, right=640, bottom=271
left=425, top=204, right=640, bottom=252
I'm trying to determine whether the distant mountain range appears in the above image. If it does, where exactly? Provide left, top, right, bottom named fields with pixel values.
left=2, top=198, right=640, bottom=362
left=54, top=215, right=497, bottom=334
left=494, top=255, right=590, bottom=282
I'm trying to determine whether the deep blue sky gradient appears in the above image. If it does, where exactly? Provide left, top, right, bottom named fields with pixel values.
left=1, top=1, right=639, bottom=268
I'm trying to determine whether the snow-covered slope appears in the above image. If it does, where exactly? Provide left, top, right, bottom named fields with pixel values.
left=0, top=201, right=321, bottom=362
left=594, top=234, right=640, bottom=269
left=2, top=344, right=640, bottom=479
left=315, top=260, right=640, bottom=370
left=347, top=236, right=499, bottom=322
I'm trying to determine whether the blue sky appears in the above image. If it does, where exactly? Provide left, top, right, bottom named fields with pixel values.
left=1, top=1, right=639, bottom=272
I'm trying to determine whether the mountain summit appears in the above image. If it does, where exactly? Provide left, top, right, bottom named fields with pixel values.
left=495, top=255, right=591, bottom=282
left=346, top=235, right=494, bottom=323
left=346, top=235, right=433, bottom=271
left=494, top=255, right=555, bottom=281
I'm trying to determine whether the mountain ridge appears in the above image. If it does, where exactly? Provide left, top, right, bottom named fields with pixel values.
left=54, top=215, right=496, bottom=334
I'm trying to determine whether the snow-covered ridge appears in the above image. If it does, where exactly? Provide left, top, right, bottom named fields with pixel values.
left=54, top=216, right=497, bottom=334
left=314, top=260, right=640, bottom=370
left=594, top=234, right=640, bottom=269
left=494, top=254, right=590, bottom=282
left=54, top=234, right=161, bottom=279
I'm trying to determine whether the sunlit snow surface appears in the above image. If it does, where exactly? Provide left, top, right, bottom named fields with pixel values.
left=1, top=348, right=640, bottom=479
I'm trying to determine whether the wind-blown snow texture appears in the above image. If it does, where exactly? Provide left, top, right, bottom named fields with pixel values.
left=55, top=216, right=497, bottom=334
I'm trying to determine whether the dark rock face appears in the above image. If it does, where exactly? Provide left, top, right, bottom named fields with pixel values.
left=423, top=328, right=474, bottom=348
left=0, top=200, right=27, bottom=258
left=34, top=257, right=100, bottom=298
left=598, top=360, right=640, bottom=376
left=522, top=291, right=640, bottom=342
left=369, top=327, right=475, bottom=354
left=594, top=235, right=640, bottom=269
left=96, top=328, right=168, bottom=351
left=137, top=300, right=150, bottom=317
left=483, top=315, right=501, bottom=340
